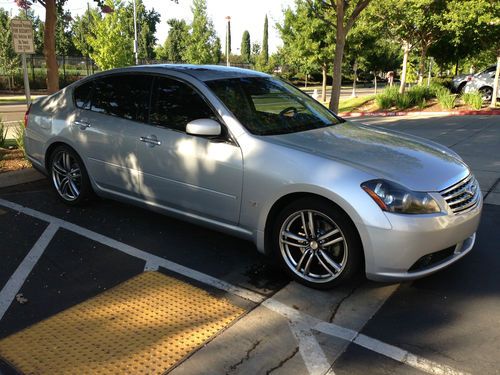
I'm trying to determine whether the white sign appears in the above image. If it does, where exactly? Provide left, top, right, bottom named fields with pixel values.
left=11, top=19, right=35, bottom=54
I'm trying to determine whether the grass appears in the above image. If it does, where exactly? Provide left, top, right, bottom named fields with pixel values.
left=462, top=91, right=483, bottom=110
left=0, top=95, right=45, bottom=103
left=338, top=94, right=375, bottom=112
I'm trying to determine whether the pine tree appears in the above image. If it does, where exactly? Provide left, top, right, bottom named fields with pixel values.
left=241, top=30, right=250, bottom=63
left=261, top=15, right=269, bottom=64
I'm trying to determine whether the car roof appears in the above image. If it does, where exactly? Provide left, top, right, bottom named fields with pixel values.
left=103, top=64, right=270, bottom=82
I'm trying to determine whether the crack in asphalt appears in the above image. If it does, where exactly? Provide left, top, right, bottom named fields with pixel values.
left=265, top=346, right=299, bottom=374
left=226, top=340, right=261, bottom=374
left=328, top=281, right=362, bottom=323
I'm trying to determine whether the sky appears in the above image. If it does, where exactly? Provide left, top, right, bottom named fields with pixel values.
left=1, top=0, right=295, bottom=53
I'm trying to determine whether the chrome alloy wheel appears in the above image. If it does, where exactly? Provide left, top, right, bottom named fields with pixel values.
left=51, top=150, right=82, bottom=201
left=279, top=209, right=348, bottom=283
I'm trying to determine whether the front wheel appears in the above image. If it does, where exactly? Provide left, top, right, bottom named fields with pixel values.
left=270, top=197, right=363, bottom=289
left=479, top=86, right=493, bottom=102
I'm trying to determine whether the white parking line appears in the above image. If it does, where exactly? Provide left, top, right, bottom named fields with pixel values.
left=0, top=198, right=470, bottom=375
left=0, top=223, right=59, bottom=320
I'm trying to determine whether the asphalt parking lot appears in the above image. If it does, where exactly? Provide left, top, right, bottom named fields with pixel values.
left=0, top=115, right=499, bottom=374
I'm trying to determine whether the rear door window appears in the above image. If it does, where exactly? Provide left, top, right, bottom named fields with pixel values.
left=74, top=81, right=92, bottom=110
left=90, top=74, right=153, bottom=122
left=150, top=77, right=217, bottom=132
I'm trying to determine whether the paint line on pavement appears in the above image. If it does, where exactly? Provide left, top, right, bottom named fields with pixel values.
left=0, top=198, right=265, bottom=305
left=0, top=223, right=59, bottom=320
left=315, top=322, right=471, bottom=375
left=0, top=198, right=472, bottom=375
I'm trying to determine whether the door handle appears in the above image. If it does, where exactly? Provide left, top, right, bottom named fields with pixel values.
left=74, top=120, right=91, bottom=129
left=140, top=136, right=161, bottom=146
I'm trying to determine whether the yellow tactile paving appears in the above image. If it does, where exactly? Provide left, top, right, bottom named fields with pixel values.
left=0, top=271, right=245, bottom=374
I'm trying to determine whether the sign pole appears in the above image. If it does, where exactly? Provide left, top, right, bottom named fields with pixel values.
left=21, top=53, right=31, bottom=107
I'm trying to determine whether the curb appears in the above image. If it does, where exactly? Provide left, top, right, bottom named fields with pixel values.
left=339, top=110, right=500, bottom=118
left=0, top=168, right=45, bottom=188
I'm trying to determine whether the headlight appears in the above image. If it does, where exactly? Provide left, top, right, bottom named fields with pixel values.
left=361, top=179, right=441, bottom=214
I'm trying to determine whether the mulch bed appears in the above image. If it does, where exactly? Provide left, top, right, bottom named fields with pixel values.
left=0, top=148, right=31, bottom=173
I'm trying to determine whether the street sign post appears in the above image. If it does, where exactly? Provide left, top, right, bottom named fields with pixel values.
left=10, top=19, right=35, bottom=107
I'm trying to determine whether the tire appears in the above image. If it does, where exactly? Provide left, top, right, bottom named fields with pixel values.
left=49, top=145, right=94, bottom=206
left=270, top=197, right=363, bottom=289
left=479, top=86, right=493, bottom=102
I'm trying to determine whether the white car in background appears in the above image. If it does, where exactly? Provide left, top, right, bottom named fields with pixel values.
left=463, top=66, right=499, bottom=102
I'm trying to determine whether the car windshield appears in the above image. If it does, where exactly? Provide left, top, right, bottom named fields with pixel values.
left=206, top=77, right=344, bottom=135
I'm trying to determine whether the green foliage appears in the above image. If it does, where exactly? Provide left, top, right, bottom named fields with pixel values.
left=88, top=0, right=134, bottom=70
left=376, top=85, right=436, bottom=110
left=241, top=31, right=251, bottom=63
left=183, top=0, right=219, bottom=64
left=156, top=18, right=189, bottom=61
left=434, top=86, right=456, bottom=109
left=72, top=7, right=100, bottom=58
left=261, top=15, right=269, bottom=64
left=13, top=122, right=26, bottom=158
left=375, top=87, right=399, bottom=109
left=462, top=92, right=483, bottom=110
left=0, top=118, right=8, bottom=148
left=124, top=0, right=160, bottom=59
left=0, top=10, right=20, bottom=81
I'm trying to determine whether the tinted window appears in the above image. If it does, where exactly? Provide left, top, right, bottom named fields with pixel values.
left=74, top=81, right=92, bottom=109
left=150, top=77, right=216, bottom=131
left=207, top=77, right=343, bottom=135
left=91, top=74, right=152, bottom=122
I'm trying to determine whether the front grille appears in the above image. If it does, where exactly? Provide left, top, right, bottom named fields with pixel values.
left=440, top=174, right=480, bottom=214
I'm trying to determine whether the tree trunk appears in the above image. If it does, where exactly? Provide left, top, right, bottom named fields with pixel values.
left=43, top=0, right=59, bottom=93
left=374, top=73, right=377, bottom=94
left=321, top=63, right=327, bottom=102
left=418, top=43, right=429, bottom=86
left=351, top=64, right=357, bottom=97
left=304, top=73, right=308, bottom=88
left=490, top=53, right=500, bottom=108
left=329, top=35, right=346, bottom=113
left=399, top=41, right=410, bottom=94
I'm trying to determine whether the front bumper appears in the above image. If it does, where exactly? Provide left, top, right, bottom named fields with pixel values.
left=363, top=195, right=482, bottom=282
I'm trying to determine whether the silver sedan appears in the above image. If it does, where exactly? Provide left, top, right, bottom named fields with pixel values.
left=24, top=65, right=482, bottom=289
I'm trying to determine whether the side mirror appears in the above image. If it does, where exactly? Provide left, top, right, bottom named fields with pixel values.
left=186, top=119, right=221, bottom=137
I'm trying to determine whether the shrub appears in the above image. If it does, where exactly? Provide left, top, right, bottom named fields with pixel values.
left=395, top=93, right=412, bottom=109
left=435, top=87, right=456, bottom=109
left=13, top=121, right=27, bottom=159
left=462, top=91, right=483, bottom=110
left=0, top=118, right=8, bottom=148
left=375, top=86, right=399, bottom=109
left=407, top=86, right=433, bottom=107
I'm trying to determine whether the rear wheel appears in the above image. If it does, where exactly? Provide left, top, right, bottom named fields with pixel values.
left=49, top=145, right=93, bottom=206
left=271, top=197, right=363, bottom=289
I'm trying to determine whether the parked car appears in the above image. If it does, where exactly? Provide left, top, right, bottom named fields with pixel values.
left=463, top=66, right=499, bottom=102
left=451, top=65, right=496, bottom=93
left=24, top=65, right=482, bottom=289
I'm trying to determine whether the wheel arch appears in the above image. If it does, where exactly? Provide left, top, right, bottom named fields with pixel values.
left=263, top=192, right=364, bottom=261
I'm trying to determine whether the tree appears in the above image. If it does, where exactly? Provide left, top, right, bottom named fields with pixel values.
left=88, top=0, right=133, bottom=70
left=306, top=0, right=371, bottom=112
left=213, top=36, right=222, bottom=64
left=183, top=0, right=219, bottom=64
left=124, top=0, right=160, bottom=60
left=72, top=6, right=100, bottom=60
left=261, top=14, right=269, bottom=65
left=15, top=0, right=64, bottom=93
left=157, top=18, right=188, bottom=61
left=0, top=9, right=19, bottom=90
left=225, top=17, right=231, bottom=57
left=241, top=30, right=250, bottom=63
left=278, top=1, right=334, bottom=101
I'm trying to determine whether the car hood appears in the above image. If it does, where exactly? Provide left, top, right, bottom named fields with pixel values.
left=266, top=122, right=469, bottom=192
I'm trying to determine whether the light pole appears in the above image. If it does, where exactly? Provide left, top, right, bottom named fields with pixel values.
left=225, top=16, right=231, bottom=67
left=133, top=0, right=139, bottom=65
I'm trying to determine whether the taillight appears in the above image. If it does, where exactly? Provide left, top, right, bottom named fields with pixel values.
left=24, top=104, right=31, bottom=128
